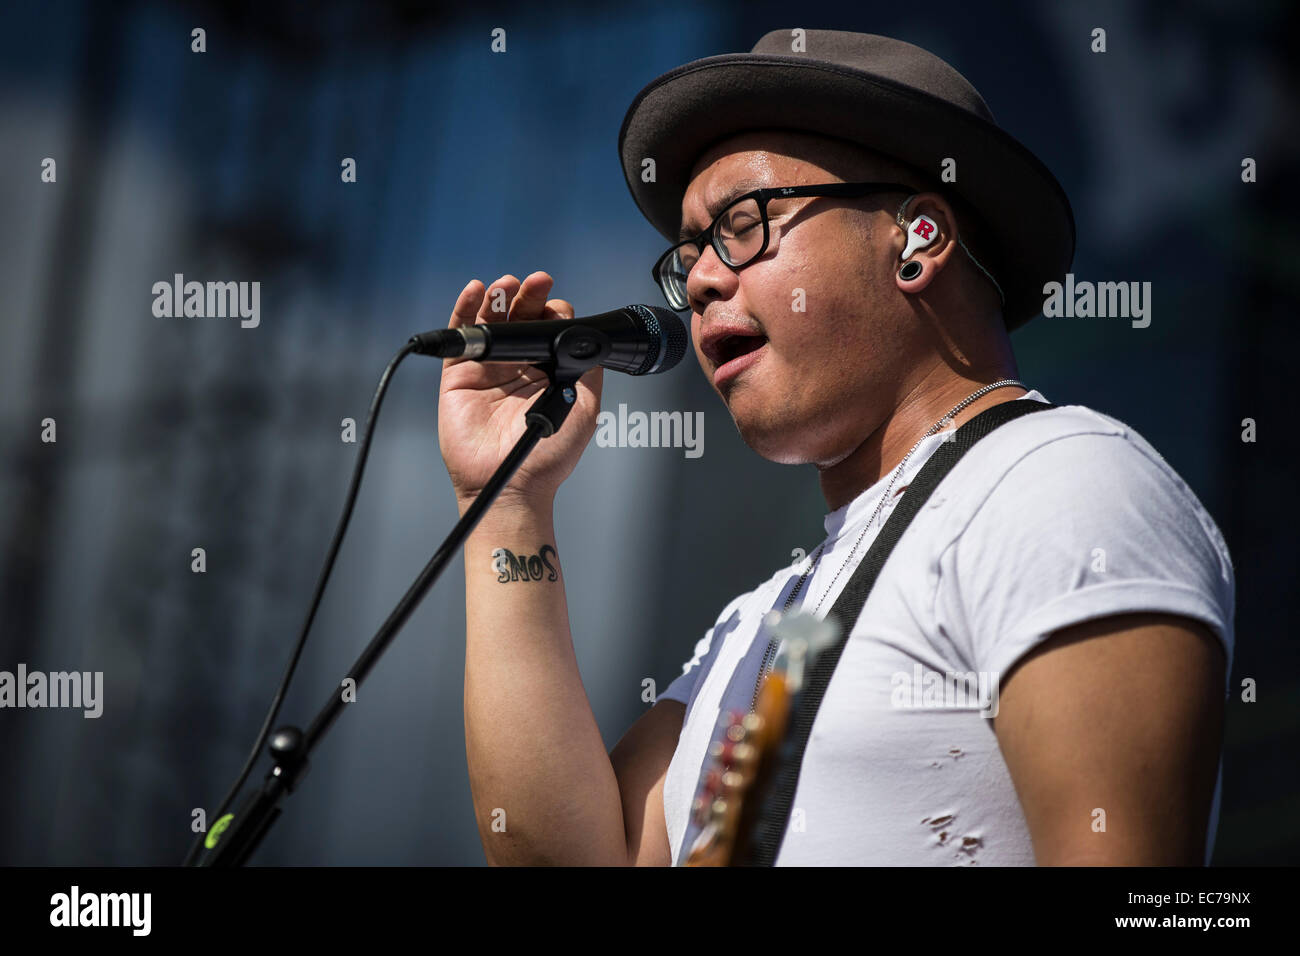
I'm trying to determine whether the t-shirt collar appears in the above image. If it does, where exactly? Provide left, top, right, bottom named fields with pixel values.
left=821, top=389, right=1048, bottom=543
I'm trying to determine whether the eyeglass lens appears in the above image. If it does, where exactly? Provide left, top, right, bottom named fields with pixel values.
left=658, top=196, right=765, bottom=308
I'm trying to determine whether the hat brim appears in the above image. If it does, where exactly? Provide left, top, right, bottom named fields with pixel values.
left=619, top=52, right=1075, bottom=330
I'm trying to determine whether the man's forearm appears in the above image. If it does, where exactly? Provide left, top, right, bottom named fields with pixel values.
left=461, top=497, right=627, bottom=865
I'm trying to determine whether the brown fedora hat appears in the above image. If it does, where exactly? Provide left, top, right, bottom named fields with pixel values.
left=618, top=29, right=1075, bottom=330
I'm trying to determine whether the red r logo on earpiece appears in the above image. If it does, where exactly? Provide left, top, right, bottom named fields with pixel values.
left=901, top=214, right=940, bottom=261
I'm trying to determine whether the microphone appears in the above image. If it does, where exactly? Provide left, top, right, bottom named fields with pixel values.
left=410, top=304, right=688, bottom=376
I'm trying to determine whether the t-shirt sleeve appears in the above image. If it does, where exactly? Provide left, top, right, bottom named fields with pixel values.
left=937, top=432, right=1236, bottom=686
left=657, top=588, right=754, bottom=707
left=657, top=628, right=717, bottom=706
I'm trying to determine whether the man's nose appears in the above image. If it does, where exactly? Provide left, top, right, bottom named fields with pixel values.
left=685, top=242, right=737, bottom=311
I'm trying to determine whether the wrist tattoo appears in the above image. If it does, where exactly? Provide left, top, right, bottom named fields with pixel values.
left=490, top=544, right=559, bottom=583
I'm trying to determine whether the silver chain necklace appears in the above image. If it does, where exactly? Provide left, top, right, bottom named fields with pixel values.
left=750, top=379, right=1027, bottom=711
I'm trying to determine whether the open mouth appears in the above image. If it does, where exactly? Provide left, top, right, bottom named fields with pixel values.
left=709, top=333, right=768, bottom=387
left=713, top=333, right=767, bottom=367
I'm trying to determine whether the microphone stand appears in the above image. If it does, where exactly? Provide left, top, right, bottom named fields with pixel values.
left=192, top=329, right=605, bottom=866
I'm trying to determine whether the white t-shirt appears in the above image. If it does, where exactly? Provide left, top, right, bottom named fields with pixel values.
left=659, top=391, right=1235, bottom=866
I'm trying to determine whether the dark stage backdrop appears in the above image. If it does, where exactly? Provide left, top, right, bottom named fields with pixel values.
left=0, top=0, right=1295, bottom=865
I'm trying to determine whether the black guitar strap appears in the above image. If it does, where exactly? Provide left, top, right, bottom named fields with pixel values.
left=749, top=398, right=1057, bottom=866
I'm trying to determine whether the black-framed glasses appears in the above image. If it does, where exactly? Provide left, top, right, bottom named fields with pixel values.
left=652, top=181, right=916, bottom=311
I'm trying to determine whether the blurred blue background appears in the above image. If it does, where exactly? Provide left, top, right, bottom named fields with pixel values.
left=0, top=0, right=1295, bottom=865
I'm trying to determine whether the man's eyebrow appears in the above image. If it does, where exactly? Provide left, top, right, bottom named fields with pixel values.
left=678, top=179, right=768, bottom=241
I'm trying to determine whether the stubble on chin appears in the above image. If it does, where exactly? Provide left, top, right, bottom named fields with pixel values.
left=727, top=373, right=867, bottom=468
left=725, top=392, right=817, bottom=465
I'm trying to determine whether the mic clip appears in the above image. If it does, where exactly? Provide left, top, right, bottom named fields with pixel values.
left=524, top=326, right=609, bottom=437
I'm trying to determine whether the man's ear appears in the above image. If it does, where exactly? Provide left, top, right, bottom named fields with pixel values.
left=894, top=192, right=961, bottom=295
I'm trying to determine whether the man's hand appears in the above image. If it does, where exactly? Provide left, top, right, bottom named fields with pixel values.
left=994, top=612, right=1226, bottom=865
left=438, top=271, right=603, bottom=511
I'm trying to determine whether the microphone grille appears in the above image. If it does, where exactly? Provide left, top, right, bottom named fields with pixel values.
left=627, top=305, right=689, bottom=375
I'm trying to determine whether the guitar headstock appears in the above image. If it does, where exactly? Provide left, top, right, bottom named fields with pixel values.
left=683, top=609, right=840, bottom=866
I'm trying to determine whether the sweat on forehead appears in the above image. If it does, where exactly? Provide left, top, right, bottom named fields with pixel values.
left=681, top=129, right=921, bottom=223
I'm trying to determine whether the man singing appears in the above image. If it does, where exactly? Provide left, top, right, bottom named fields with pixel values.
left=438, top=30, right=1234, bottom=865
